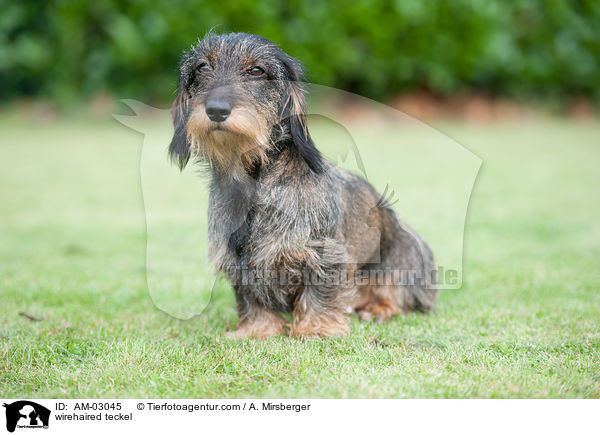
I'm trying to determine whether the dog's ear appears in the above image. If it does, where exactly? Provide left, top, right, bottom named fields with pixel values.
left=169, top=88, right=192, bottom=170
left=280, top=56, right=323, bottom=174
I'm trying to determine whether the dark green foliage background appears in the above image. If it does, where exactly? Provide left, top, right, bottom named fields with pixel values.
left=1, top=0, right=599, bottom=103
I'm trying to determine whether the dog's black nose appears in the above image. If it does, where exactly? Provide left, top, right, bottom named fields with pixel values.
left=205, top=99, right=232, bottom=123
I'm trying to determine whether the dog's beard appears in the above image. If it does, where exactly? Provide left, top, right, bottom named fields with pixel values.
left=186, top=104, right=270, bottom=178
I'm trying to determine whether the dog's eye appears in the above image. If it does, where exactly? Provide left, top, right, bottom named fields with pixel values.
left=247, top=66, right=265, bottom=77
left=196, top=63, right=210, bottom=73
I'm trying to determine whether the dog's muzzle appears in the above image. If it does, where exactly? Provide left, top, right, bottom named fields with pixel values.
left=205, top=99, right=232, bottom=123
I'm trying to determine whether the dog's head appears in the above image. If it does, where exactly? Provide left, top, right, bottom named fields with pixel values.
left=169, top=32, right=322, bottom=177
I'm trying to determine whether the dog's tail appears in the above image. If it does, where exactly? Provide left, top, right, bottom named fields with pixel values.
left=378, top=201, right=438, bottom=312
left=403, top=232, right=437, bottom=312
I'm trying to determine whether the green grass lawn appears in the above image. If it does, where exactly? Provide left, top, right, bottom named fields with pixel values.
left=1, top=113, right=599, bottom=398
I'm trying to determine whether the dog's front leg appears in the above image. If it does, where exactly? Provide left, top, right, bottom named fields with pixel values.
left=290, top=266, right=354, bottom=338
left=225, top=285, right=287, bottom=339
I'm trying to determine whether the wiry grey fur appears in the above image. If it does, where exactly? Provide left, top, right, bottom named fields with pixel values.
left=169, top=32, right=437, bottom=338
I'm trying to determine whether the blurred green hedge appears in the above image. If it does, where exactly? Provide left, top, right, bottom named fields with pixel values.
left=1, top=0, right=599, bottom=104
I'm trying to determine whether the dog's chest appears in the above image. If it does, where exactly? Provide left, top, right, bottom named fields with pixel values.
left=208, top=175, right=312, bottom=270
left=226, top=207, right=254, bottom=257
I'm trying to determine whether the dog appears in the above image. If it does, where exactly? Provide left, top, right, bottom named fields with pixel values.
left=169, top=32, right=437, bottom=338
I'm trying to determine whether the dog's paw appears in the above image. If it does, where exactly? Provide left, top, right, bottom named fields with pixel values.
left=356, top=301, right=399, bottom=323
left=224, top=314, right=287, bottom=340
left=357, top=309, right=374, bottom=322
left=291, top=312, right=349, bottom=338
